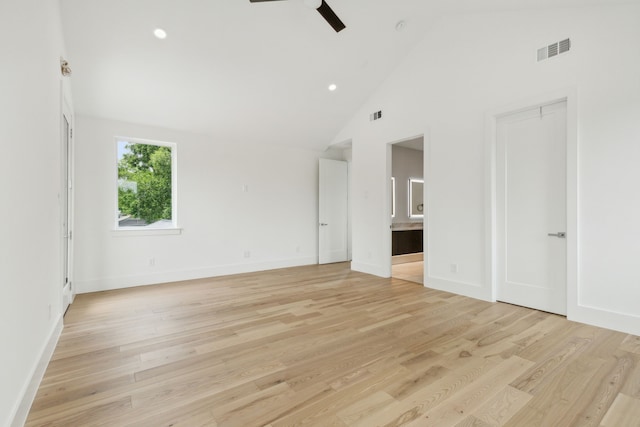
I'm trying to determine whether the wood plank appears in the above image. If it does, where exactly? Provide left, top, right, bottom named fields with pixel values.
left=349, top=354, right=503, bottom=427
left=23, top=263, right=640, bottom=426
left=411, top=356, right=534, bottom=426
left=470, top=385, right=532, bottom=426
left=455, top=415, right=493, bottom=427
left=564, top=351, right=637, bottom=426
left=600, top=393, right=640, bottom=427
left=336, top=391, right=396, bottom=425
left=620, top=335, right=640, bottom=355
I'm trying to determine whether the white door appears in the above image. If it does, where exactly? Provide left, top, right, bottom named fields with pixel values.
left=62, top=108, right=73, bottom=313
left=319, top=159, right=348, bottom=264
left=496, top=101, right=567, bottom=315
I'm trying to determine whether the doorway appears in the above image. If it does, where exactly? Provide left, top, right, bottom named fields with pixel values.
left=389, top=136, right=425, bottom=285
left=495, top=100, right=567, bottom=315
left=318, top=158, right=349, bottom=264
left=61, top=100, right=73, bottom=314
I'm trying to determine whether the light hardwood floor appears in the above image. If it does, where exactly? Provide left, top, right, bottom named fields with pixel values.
left=392, top=261, right=424, bottom=285
left=26, top=263, right=640, bottom=426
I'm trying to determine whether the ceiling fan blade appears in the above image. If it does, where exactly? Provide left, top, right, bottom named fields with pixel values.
left=249, top=0, right=346, bottom=33
left=316, top=1, right=346, bottom=33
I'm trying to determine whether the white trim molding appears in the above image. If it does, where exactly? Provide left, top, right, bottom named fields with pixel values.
left=351, top=261, right=390, bottom=278
left=11, top=315, right=63, bottom=427
left=76, top=256, right=317, bottom=293
left=485, top=88, right=579, bottom=316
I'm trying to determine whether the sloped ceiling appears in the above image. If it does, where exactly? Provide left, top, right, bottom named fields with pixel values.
left=59, top=0, right=634, bottom=150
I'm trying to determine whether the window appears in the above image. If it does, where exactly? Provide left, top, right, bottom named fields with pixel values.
left=116, top=137, right=177, bottom=229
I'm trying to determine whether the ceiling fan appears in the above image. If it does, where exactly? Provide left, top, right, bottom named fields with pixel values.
left=249, top=0, right=346, bottom=33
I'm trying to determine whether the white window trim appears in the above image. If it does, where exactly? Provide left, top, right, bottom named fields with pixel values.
left=112, top=228, right=182, bottom=237
left=113, top=136, right=180, bottom=234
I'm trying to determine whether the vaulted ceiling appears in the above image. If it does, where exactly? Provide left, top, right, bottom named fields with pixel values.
left=60, top=0, right=633, bottom=150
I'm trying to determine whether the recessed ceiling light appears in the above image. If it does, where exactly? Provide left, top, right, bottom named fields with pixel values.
left=153, top=28, right=167, bottom=40
left=328, top=84, right=337, bottom=92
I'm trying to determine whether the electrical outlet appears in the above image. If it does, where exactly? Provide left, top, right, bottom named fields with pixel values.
left=450, top=264, right=458, bottom=273
left=296, top=245, right=301, bottom=253
left=244, top=251, right=251, bottom=258
left=149, top=257, right=156, bottom=267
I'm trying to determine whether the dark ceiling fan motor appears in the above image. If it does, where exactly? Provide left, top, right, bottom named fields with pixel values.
left=249, top=0, right=346, bottom=33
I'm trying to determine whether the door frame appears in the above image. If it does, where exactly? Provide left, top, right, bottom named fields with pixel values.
left=386, top=133, right=428, bottom=280
left=485, top=88, right=578, bottom=315
left=61, top=94, right=75, bottom=311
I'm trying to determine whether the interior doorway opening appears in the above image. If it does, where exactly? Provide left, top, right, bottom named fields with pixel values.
left=318, top=142, right=352, bottom=265
left=61, top=97, right=74, bottom=315
left=388, top=136, right=425, bottom=285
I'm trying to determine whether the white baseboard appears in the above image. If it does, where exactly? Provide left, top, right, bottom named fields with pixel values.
left=76, top=257, right=317, bottom=293
left=424, top=275, right=491, bottom=302
left=11, top=315, right=63, bottom=427
left=351, top=261, right=389, bottom=278
left=570, top=303, right=640, bottom=337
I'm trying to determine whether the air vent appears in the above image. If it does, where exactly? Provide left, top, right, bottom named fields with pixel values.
left=537, top=38, right=571, bottom=62
left=369, top=110, right=382, bottom=121
left=559, top=38, right=571, bottom=53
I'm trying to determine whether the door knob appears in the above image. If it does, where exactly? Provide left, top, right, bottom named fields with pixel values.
left=547, top=232, right=566, bottom=238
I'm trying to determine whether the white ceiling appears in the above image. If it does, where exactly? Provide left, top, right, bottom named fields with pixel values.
left=59, top=0, right=634, bottom=151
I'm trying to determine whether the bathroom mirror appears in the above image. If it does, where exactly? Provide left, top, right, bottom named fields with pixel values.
left=409, top=178, right=424, bottom=218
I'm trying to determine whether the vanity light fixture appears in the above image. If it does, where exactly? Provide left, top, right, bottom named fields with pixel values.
left=409, top=178, right=424, bottom=218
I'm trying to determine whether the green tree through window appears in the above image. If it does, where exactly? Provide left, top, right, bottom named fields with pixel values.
left=118, top=141, right=173, bottom=226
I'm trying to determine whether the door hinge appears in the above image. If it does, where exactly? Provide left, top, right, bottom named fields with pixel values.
left=69, top=230, right=72, bottom=240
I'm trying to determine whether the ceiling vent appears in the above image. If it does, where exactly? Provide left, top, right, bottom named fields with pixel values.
left=537, top=38, right=571, bottom=62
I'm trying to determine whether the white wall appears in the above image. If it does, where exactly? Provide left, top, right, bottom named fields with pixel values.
left=0, top=1, right=69, bottom=425
left=392, top=145, right=424, bottom=225
left=74, top=116, right=340, bottom=292
left=335, top=4, right=640, bottom=335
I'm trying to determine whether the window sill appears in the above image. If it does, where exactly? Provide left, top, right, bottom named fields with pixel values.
left=112, top=227, right=182, bottom=237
